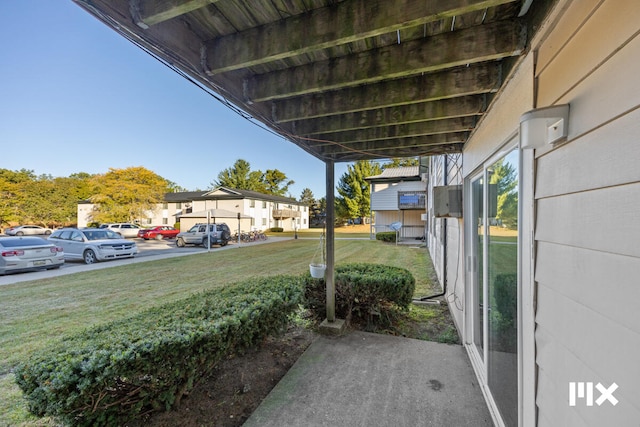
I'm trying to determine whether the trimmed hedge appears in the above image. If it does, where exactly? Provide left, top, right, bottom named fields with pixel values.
left=302, top=263, right=415, bottom=323
left=14, top=276, right=302, bottom=426
left=375, top=231, right=396, bottom=242
left=269, top=227, right=284, bottom=232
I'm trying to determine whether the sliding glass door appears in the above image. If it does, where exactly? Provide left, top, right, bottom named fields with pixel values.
left=468, top=148, right=519, bottom=426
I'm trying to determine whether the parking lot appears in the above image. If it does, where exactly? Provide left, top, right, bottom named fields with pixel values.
left=0, top=235, right=287, bottom=286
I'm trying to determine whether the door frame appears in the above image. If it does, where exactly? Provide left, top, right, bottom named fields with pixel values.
left=463, top=135, right=534, bottom=426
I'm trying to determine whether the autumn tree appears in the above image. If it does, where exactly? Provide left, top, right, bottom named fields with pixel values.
left=0, top=169, right=95, bottom=228
left=336, top=160, right=382, bottom=223
left=0, top=169, right=36, bottom=226
left=89, top=167, right=171, bottom=224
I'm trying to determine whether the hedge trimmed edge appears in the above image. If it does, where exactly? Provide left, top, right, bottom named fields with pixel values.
left=303, top=263, right=415, bottom=322
left=14, top=275, right=302, bottom=426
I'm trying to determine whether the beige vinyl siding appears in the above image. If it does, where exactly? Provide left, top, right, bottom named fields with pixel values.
left=533, top=0, right=640, bottom=423
left=370, top=181, right=424, bottom=211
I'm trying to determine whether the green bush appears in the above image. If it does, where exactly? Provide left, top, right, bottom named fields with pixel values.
left=14, top=276, right=302, bottom=426
left=302, top=263, right=415, bottom=325
left=269, top=227, right=284, bottom=232
left=375, top=231, right=396, bottom=242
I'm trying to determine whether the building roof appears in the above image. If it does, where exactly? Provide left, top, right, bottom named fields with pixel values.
left=164, top=187, right=303, bottom=205
left=365, top=167, right=421, bottom=182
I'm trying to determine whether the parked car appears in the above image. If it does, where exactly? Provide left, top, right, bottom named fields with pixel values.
left=4, top=225, right=53, bottom=236
left=99, top=223, right=141, bottom=238
left=49, top=228, right=138, bottom=264
left=0, top=236, right=64, bottom=275
left=176, top=223, right=231, bottom=248
left=137, top=226, right=180, bottom=240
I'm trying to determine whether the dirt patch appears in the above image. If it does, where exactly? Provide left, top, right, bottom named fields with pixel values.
left=129, top=301, right=457, bottom=426
left=130, top=326, right=316, bottom=427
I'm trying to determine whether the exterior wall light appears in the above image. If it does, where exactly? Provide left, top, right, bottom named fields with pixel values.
left=519, top=104, right=570, bottom=149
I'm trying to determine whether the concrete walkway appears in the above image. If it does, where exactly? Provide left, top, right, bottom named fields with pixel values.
left=244, top=330, right=493, bottom=427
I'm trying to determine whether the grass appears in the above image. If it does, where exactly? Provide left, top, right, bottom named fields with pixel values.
left=0, top=237, right=449, bottom=424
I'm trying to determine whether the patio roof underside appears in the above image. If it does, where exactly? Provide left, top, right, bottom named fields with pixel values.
left=73, top=0, right=555, bottom=163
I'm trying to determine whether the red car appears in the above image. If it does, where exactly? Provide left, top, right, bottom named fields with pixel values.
left=137, top=226, right=180, bottom=240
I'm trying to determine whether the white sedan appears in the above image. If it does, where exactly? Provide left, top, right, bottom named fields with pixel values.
left=0, top=237, right=64, bottom=275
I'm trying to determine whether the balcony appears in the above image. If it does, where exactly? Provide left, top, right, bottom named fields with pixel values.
left=272, top=209, right=301, bottom=220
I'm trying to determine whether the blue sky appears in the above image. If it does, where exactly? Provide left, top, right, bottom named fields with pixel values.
left=0, top=1, right=348, bottom=199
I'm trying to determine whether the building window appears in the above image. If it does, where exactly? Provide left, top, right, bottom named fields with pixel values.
left=146, top=218, right=152, bottom=224
left=251, top=217, right=255, bottom=226
left=250, top=200, right=255, bottom=207
left=262, top=200, right=267, bottom=208
left=162, top=218, right=168, bottom=225
left=176, top=202, right=182, bottom=209
left=262, top=218, right=266, bottom=226
left=162, top=202, right=168, bottom=209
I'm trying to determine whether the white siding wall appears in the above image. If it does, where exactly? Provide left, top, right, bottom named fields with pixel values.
left=426, top=154, right=465, bottom=334
left=533, top=1, right=640, bottom=424
left=370, top=180, right=426, bottom=238
left=370, top=181, right=425, bottom=210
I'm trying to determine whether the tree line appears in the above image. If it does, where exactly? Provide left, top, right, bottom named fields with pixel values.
left=0, top=157, right=418, bottom=229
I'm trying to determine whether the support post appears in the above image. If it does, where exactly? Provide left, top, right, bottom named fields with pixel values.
left=325, top=160, right=335, bottom=322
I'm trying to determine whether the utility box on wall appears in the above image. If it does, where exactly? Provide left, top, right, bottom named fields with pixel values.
left=433, top=185, right=463, bottom=218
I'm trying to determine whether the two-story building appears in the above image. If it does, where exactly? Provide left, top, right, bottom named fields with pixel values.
left=77, top=186, right=309, bottom=232
left=366, top=166, right=426, bottom=241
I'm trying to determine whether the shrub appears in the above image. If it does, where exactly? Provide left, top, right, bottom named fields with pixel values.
left=269, top=227, right=284, bottom=232
left=302, top=263, right=415, bottom=325
left=375, top=231, right=396, bottom=242
left=14, top=276, right=302, bottom=426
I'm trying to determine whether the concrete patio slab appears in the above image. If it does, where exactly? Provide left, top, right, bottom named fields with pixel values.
left=244, top=330, right=493, bottom=427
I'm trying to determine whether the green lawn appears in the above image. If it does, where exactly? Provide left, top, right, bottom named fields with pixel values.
left=0, top=238, right=441, bottom=424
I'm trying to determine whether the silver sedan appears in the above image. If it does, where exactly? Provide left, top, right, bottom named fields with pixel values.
left=0, top=237, right=64, bottom=275
left=49, top=228, right=138, bottom=264
left=4, top=225, right=53, bottom=236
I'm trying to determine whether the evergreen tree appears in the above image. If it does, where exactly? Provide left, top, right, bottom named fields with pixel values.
left=336, top=160, right=382, bottom=222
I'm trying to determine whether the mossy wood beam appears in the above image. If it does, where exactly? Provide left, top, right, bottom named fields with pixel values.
left=291, top=96, right=484, bottom=135
left=272, top=63, right=501, bottom=122
left=307, top=116, right=476, bottom=144
left=245, top=20, right=523, bottom=102
left=132, top=0, right=222, bottom=28
left=310, top=132, right=468, bottom=153
left=204, top=0, right=518, bottom=74
left=314, top=140, right=466, bottom=160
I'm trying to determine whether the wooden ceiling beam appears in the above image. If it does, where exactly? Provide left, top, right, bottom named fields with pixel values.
left=131, top=0, right=222, bottom=28
left=309, top=117, right=476, bottom=144
left=204, top=0, right=518, bottom=74
left=272, top=62, right=501, bottom=122
left=245, top=20, right=524, bottom=102
left=290, top=95, right=485, bottom=135
left=309, top=133, right=467, bottom=157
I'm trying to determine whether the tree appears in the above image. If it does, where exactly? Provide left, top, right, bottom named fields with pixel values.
left=213, top=159, right=263, bottom=191
left=299, top=188, right=315, bottom=206
left=0, top=169, right=95, bottom=228
left=89, top=167, right=171, bottom=224
left=489, top=159, right=518, bottom=229
left=212, top=159, right=294, bottom=196
left=382, top=157, right=419, bottom=169
left=336, top=160, right=382, bottom=223
left=263, top=169, right=294, bottom=196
